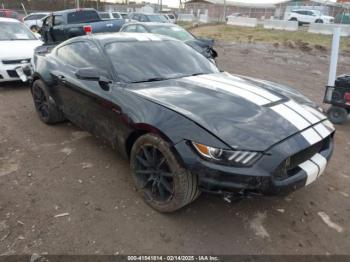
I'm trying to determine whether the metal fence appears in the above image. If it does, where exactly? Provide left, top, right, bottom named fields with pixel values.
left=179, top=2, right=350, bottom=24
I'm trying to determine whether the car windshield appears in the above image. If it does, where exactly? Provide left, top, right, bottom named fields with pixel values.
left=149, top=25, right=195, bottom=41
left=0, top=22, right=36, bottom=40
left=113, top=13, right=121, bottom=19
left=99, top=12, right=110, bottom=19
left=105, top=40, right=219, bottom=83
left=148, top=14, right=168, bottom=22
left=67, top=10, right=100, bottom=24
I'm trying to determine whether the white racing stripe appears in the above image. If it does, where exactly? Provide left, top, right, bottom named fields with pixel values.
left=304, top=106, right=327, bottom=121
left=271, top=104, right=310, bottom=130
left=311, top=153, right=327, bottom=176
left=186, top=76, right=270, bottom=106
left=313, top=123, right=331, bottom=138
left=323, top=120, right=336, bottom=132
left=299, top=153, right=328, bottom=186
left=285, top=101, right=320, bottom=124
left=299, top=160, right=319, bottom=186
left=301, top=128, right=322, bottom=145
left=200, top=74, right=281, bottom=102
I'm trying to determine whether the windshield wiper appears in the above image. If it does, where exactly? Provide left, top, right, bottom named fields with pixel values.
left=131, top=77, right=169, bottom=83
left=188, top=72, right=206, bottom=77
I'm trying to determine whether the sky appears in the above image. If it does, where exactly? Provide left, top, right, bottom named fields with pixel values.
left=105, top=0, right=337, bottom=8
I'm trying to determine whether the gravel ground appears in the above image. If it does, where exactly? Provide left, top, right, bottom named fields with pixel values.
left=0, top=42, right=349, bottom=255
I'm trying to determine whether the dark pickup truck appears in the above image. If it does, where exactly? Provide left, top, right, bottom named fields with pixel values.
left=40, top=8, right=124, bottom=44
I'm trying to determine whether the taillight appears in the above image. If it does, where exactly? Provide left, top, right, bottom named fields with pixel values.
left=83, top=25, right=92, bottom=35
left=344, top=92, right=350, bottom=103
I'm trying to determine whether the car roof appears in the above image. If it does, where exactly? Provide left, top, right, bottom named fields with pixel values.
left=63, top=32, right=176, bottom=46
left=0, top=17, right=20, bottom=23
left=53, top=8, right=96, bottom=15
left=292, top=9, right=317, bottom=12
left=131, top=12, right=163, bottom=15
left=125, top=22, right=178, bottom=27
left=27, top=12, right=50, bottom=15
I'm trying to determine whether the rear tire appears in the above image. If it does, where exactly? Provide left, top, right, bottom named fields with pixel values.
left=32, top=79, right=65, bottom=125
left=130, top=133, right=200, bottom=213
left=327, top=106, right=348, bottom=124
left=315, top=19, right=324, bottom=23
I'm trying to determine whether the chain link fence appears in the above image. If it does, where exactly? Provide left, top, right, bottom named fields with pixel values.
left=178, top=2, right=350, bottom=24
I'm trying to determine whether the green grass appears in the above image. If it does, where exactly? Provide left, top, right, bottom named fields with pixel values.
left=189, top=24, right=350, bottom=51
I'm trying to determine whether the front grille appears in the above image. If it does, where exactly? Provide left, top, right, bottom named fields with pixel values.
left=2, top=58, right=31, bottom=65
left=7, top=70, right=19, bottom=78
left=274, top=136, right=331, bottom=180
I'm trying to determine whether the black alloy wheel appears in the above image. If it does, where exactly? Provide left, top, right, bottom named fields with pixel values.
left=33, top=83, right=49, bottom=121
left=130, top=134, right=200, bottom=213
left=32, top=80, right=65, bottom=124
left=134, top=145, right=174, bottom=202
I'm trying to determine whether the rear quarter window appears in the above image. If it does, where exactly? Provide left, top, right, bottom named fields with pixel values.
left=67, top=11, right=100, bottom=24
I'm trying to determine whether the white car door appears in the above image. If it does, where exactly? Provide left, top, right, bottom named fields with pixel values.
left=305, top=11, right=313, bottom=23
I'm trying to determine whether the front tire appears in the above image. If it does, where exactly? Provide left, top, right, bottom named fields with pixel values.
left=327, top=106, right=348, bottom=124
left=32, top=80, right=65, bottom=124
left=130, top=134, right=200, bottom=213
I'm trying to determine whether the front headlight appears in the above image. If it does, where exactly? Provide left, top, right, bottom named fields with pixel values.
left=192, top=142, right=262, bottom=167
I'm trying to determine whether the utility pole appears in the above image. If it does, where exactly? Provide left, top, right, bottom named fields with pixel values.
left=160, top=0, right=162, bottom=12
left=76, top=0, right=80, bottom=9
left=223, top=0, right=227, bottom=22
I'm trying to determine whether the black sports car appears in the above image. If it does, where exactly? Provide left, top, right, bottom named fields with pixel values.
left=119, top=22, right=218, bottom=60
left=29, top=33, right=334, bottom=212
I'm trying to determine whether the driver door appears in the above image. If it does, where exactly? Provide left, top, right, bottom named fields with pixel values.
left=51, top=40, right=123, bottom=145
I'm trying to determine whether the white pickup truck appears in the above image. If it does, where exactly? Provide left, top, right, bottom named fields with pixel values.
left=287, top=9, right=334, bottom=25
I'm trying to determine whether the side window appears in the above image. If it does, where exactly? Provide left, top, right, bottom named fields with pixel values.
left=136, top=25, right=147, bottom=33
left=140, top=15, right=148, bottom=22
left=53, top=15, right=63, bottom=26
left=24, top=15, right=35, bottom=21
left=124, top=25, right=137, bottom=32
left=44, top=16, right=53, bottom=26
left=134, top=14, right=140, bottom=21
left=112, top=13, right=121, bottom=19
left=56, top=42, right=109, bottom=74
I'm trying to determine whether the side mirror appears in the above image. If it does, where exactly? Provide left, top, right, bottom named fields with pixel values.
left=75, top=68, right=102, bottom=81
left=75, top=68, right=112, bottom=91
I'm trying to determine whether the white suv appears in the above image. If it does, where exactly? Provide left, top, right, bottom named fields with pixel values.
left=23, top=12, right=49, bottom=32
left=287, top=9, right=334, bottom=25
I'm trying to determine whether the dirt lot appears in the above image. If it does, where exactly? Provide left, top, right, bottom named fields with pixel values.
left=0, top=42, right=350, bottom=255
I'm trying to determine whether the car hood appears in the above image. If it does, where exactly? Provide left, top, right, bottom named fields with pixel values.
left=128, top=72, right=325, bottom=151
left=322, top=15, right=334, bottom=19
left=0, top=40, right=42, bottom=61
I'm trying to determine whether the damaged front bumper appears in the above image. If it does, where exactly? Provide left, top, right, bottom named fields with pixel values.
left=173, top=124, right=335, bottom=197
left=15, top=63, right=34, bottom=83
